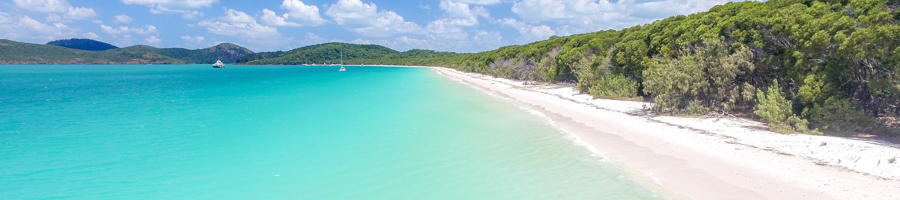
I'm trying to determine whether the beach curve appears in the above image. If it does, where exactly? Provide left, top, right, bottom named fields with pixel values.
left=430, top=67, right=900, bottom=200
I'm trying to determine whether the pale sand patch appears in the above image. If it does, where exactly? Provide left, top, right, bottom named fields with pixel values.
left=431, top=67, right=900, bottom=200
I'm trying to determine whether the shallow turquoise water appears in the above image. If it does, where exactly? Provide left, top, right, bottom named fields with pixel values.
left=0, top=65, right=659, bottom=199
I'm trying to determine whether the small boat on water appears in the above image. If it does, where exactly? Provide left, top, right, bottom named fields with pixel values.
left=212, top=60, right=225, bottom=68
left=338, top=47, right=346, bottom=72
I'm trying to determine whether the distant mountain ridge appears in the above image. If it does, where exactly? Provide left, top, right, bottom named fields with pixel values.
left=0, top=39, right=253, bottom=64
left=47, top=38, right=118, bottom=51
left=234, top=42, right=458, bottom=65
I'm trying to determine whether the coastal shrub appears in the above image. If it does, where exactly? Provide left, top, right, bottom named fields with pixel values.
left=754, top=80, right=820, bottom=135
left=709, top=44, right=756, bottom=112
left=574, top=50, right=615, bottom=93
left=589, top=75, right=641, bottom=101
left=797, top=75, right=828, bottom=106
left=528, top=55, right=553, bottom=82
left=642, top=51, right=706, bottom=113
left=573, top=54, right=599, bottom=93
left=685, top=100, right=710, bottom=116
left=805, top=97, right=873, bottom=136
left=642, top=38, right=756, bottom=114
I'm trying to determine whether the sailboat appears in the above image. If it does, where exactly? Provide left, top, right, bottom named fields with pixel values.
left=338, top=47, right=346, bottom=72
left=212, top=60, right=225, bottom=68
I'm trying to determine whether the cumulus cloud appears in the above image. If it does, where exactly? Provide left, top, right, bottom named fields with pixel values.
left=438, top=0, right=487, bottom=27
left=374, top=36, right=432, bottom=51
left=453, top=0, right=503, bottom=5
left=261, top=9, right=301, bottom=27
left=180, top=35, right=205, bottom=43
left=300, top=32, right=326, bottom=45
left=145, top=35, right=162, bottom=45
left=325, top=0, right=421, bottom=37
left=499, top=18, right=556, bottom=42
left=83, top=32, right=99, bottom=39
left=121, top=0, right=216, bottom=19
left=473, top=30, right=502, bottom=49
left=13, top=0, right=97, bottom=20
left=120, top=0, right=218, bottom=8
left=114, top=15, right=133, bottom=23
left=13, top=0, right=70, bottom=12
left=178, top=35, right=209, bottom=48
left=101, top=24, right=158, bottom=35
left=416, top=0, right=497, bottom=52
left=510, top=0, right=734, bottom=33
left=0, top=14, right=79, bottom=41
left=260, top=0, right=326, bottom=27
left=197, top=8, right=282, bottom=44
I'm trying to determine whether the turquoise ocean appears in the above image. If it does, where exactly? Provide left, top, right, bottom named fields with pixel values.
left=0, top=65, right=659, bottom=199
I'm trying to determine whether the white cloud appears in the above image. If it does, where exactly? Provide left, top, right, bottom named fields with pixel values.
left=473, top=30, right=502, bottom=49
left=453, top=0, right=503, bottom=5
left=325, top=0, right=421, bottom=37
left=0, top=14, right=79, bottom=41
left=100, top=24, right=158, bottom=35
left=145, top=35, right=162, bottom=45
left=417, top=0, right=495, bottom=52
left=63, top=7, right=96, bottom=20
left=351, top=38, right=372, bottom=44
left=13, top=0, right=69, bottom=12
left=120, top=0, right=218, bottom=8
left=275, top=0, right=326, bottom=26
left=424, top=0, right=489, bottom=34
left=396, top=36, right=430, bottom=49
left=300, top=32, right=326, bottom=45
left=366, top=36, right=432, bottom=52
left=178, top=35, right=209, bottom=48
left=510, top=0, right=734, bottom=32
left=0, top=12, right=12, bottom=24
left=261, top=9, right=301, bottom=27
left=499, top=18, right=555, bottom=42
left=114, top=15, right=133, bottom=23
left=83, top=32, right=99, bottom=39
left=217, top=8, right=254, bottom=23
left=180, top=35, right=205, bottom=43
left=437, top=0, right=486, bottom=27
left=121, top=0, right=216, bottom=19
left=13, top=0, right=96, bottom=20
left=197, top=8, right=282, bottom=44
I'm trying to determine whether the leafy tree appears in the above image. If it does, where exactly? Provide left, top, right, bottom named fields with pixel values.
left=755, top=80, right=820, bottom=134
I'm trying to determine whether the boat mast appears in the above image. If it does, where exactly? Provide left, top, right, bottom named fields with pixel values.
left=340, top=46, right=343, bottom=66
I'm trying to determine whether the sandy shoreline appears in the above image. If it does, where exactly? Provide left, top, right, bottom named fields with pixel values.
left=429, top=67, right=900, bottom=200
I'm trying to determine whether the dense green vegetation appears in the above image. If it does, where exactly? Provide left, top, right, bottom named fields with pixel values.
left=46, top=38, right=118, bottom=51
left=235, top=42, right=457, bottom=65
left=424, top=0, right=900, bottom=137
left=0, top=39, right=252, bottom=64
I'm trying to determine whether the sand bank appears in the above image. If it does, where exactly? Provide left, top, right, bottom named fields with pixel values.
left=431, top=67, right=900, bottom=200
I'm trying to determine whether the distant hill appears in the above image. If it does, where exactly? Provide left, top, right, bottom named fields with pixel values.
left=0, top=39, right=253, bottom=64
left=47, top=38, right=118, bottom=51
left=235, top=42, right=457, bottom=65
left=158, top=43, right=253, bottom=64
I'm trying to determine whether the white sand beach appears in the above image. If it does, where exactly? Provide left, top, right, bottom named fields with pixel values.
left=431, top=67, right=900, bottom=200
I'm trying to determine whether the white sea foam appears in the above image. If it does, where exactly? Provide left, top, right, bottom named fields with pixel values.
left=515, top=104, right=610, bottom=161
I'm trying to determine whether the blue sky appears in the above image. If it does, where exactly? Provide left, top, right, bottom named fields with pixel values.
left=0, top=0, right=737, bottom=52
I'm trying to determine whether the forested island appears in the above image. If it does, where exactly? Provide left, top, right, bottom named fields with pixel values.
left=1, top=0, right=897, bottom=139
left=0, top=39, right=252, bottom=64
